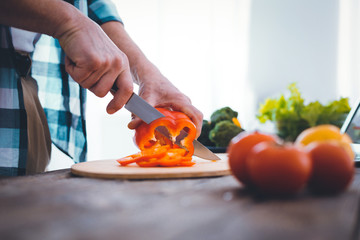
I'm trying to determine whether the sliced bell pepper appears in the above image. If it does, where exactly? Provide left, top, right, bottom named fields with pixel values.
left=117, top=145, right=169, bottom=166
left=117, top=108, right=197, bottom=167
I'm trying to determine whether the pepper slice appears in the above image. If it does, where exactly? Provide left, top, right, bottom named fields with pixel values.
left=117, top=145, right=169, bottom=166
left=117, top=108, right=197, bottom=167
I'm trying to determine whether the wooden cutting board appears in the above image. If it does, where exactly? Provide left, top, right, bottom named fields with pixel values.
left=71, top=153, right=230, bottom=180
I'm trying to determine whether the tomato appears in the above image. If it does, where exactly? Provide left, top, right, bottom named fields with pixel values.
left=295, top=124, right=354, bottom=160
left=306, top=141, right=355, bottom=194
left=227, top=131, right=277, bottom=186
left=247, top=142, right=312, bottom=196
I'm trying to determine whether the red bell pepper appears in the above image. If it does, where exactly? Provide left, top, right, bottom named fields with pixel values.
left=117, top=108, right=197, bottom=167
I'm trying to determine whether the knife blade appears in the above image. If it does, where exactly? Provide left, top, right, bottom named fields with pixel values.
left=122, top=92, right=220, bottom=160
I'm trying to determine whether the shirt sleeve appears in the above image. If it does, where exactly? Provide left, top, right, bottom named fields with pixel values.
left=87, top=0, right=123, bottom=25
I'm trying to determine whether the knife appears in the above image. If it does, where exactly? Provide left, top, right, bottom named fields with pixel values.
left=113, top=89, right=220, bottom=160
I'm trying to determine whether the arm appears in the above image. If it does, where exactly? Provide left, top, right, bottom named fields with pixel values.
left=101, top=21, right=203, bottom=137
left=0, top=0, right=133, bottom=114
left=0, top=0, right=75, bottom=38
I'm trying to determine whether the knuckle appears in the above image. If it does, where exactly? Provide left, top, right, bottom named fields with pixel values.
left=80, top=81, right=92, bottom=89
left=119, top=51, right=129, bottom=62
left=112, top=58, right=121, bottom=70
left=124, top=82, right=133, bottom=95
left=103, top=56, right=111, bottom=68
left=96, top=89, right=108, bottom=98
left=117, top=78, right=133, bottom=92
left=116, top=52, right=129, bottom=68
left=93, top=89, right=107, bottom=98
left=198, top=111, right=204, bottom=119
left=89, top=83, right=108, bottom=98
left=89, top=57, right=101, bottom=69
left=181, top=94, right=192, bottom=104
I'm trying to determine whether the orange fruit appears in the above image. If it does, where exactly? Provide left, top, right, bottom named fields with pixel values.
left=295, top=124, right=354, bottom=160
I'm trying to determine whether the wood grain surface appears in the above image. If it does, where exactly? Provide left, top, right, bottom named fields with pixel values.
left=71, top=153, right=230, bottom=179
left=0, top=168, right=360, bottom=240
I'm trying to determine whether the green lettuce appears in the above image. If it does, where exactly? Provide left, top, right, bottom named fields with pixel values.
left=257, top=83, right=351, bottom=141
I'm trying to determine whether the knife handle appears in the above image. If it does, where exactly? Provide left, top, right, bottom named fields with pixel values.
left=111, top=84, right=118, bottom=93
left=110, top=84, right=135, bottom=105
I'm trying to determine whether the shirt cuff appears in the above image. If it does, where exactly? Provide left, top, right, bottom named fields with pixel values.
left=88, top=0, right=123, bottom=25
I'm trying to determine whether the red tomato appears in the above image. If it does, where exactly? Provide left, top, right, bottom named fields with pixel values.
left=227, top=131, right=277, bottom=186
left=247, top=142, right=312, bottom=196
left=306, top=141, right=355, bottom=194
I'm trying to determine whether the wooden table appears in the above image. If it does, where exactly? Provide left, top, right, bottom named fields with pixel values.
left=0, top=168, right=360, bottom=240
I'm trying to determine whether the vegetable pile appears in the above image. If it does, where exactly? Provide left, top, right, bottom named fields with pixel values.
left=117, top=108, right=196, bottom=167
left=228, top=125, right=355, bottom=196
left=198, top=107, right=245, bottom=148
left=257, top=83, right=351, bottom=141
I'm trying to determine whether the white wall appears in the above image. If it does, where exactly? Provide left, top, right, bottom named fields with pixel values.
left=337, top=0, right=360, bottom=104
left=248, top=0, right=340, bottom=106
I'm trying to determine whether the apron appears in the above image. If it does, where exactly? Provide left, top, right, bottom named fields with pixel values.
left=5, top=29, right=52, bottom=174
left=17, top=51, right=51, bottom=174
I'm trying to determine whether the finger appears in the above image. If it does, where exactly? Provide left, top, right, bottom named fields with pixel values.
left=88, top=69, right=118, bottom=98
left=179, top=105, right=203, bottom=138
left=127, top=117, right=142, bottom=130
left=80, top=66, right=109, bottom=91
left=64, top=55, right=96, bottom=85
left=106, top=69, right=133, bottom=114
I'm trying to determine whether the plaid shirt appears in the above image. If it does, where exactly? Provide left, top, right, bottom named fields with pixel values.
left=0, top=0, right=122, bottom=176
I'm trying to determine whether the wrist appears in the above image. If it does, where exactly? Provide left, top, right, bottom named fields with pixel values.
left=101, top=21, right=161, bottom=84
left=131, top=59, right=160, bottom=84
left=52, top=2, right=89, bottom=40
left=0, top=0, right=87, bottom=39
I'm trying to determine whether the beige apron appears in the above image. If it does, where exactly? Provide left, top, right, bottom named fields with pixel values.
left=18, top=53, right=51, bottom=174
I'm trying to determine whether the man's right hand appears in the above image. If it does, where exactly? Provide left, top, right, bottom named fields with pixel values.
left=0, top=0, right=134, bottom=114
left=58, top=17, right=133, bottom=114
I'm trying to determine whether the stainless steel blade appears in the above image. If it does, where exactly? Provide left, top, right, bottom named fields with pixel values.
left=123, top=92, right=220, bottom=160
left=193, top=140, right=221, bottom=160
left=173, top=129, right=220, bottom=160
left=125, top=93, right=164, bottom=124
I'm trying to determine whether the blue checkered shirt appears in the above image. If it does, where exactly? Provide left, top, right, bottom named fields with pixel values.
left=0, top=0, right=122, bottom=176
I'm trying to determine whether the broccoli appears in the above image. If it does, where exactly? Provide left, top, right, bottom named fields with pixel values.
left=198, top=120, right=215, bottom=146
left=210, top=107, right=238, bottom=128
left=209, top=120, right=244, bottom=147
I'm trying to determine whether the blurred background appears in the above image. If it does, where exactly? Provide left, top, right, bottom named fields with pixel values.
left=48, top=0, right=360, bottom=170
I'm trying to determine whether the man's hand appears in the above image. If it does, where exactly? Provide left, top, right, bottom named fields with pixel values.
left=0, top=0, right=134, bottom=114
left=101, top=21, right=203, bottom=137
left=58, top=18, right=133, bottom=114
left=127, top=69, right=203, bottom=138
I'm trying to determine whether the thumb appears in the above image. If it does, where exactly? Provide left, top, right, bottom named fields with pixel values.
left=64, top=55, right=83, bottom=82
left=64, top=56, right=75, bottom=76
